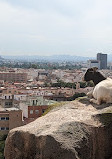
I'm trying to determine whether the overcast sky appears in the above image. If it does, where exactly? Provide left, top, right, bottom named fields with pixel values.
left=0, top=0, right=112, bottom=57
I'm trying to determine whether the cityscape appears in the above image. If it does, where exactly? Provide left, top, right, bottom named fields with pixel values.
left=0, top=52, right=110, bottom=135
left=0, top=52, right=112, bottom=158
left=0, top=0, right=112, bottom=158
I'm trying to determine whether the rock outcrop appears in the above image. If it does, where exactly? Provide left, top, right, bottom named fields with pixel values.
left=4, top=97, right=112, bottom=159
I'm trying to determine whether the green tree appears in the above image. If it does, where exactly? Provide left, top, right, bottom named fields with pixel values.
left=80, top=82, right=87, bottom=88
left=31, top=64, right=37, bottom=69
left=0, top=134, right=7, bottom=159
left=87, top=81, right=94, bottom=87
left=68, top=92, right=86, bottom=101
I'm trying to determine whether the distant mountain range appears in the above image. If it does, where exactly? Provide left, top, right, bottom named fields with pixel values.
left=2, top=54, right=112, bottom=62
left=2, top=55, right=94, bottom=62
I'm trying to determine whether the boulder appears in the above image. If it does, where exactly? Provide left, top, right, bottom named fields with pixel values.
left=4, top=97, right=112, bottom=159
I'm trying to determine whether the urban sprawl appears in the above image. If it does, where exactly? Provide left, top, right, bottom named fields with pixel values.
left=0, top=53, right=111, bottom=135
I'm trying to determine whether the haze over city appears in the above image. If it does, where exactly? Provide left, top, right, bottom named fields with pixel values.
left=0, top=0, right=112, bottom=57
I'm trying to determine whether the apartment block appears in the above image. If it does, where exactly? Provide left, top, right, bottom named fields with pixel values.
left=0, top=108, right=23, bottom=134
left=87, top=60, right=100, bottom=69
left=28, top=105, right=48, bottom=118
left=0, top=94, right=14, bottom=108
left=19, top=95, right=56, bottom=121
left=0, top=72, right=27, bottom=83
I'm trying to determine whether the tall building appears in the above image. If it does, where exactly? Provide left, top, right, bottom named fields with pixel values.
left=97, top=53, right=107, bottom=69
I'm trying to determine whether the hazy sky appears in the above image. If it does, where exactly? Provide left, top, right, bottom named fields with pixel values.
left=0, top=0, right=112, bottom=57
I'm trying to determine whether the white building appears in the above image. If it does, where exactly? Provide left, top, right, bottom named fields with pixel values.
left=87, top=60, right=100, bottom=69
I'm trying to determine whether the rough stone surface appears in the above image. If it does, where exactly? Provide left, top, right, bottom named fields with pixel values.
left=4, top=97, right=112, bottom=159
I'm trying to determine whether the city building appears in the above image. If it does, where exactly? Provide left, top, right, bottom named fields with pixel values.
left=87, top=60, right=100, bottom=69
left=0, top=107, right=23, bottom=134
left=0, top=72, right=27, bottom=83
left=28, top=105, right=48, bottom=119
left=97, top=53, right=107, bottom=69
left=19, top=95, right=56, bottom=123
left=0, top=94, right=14, bottom=108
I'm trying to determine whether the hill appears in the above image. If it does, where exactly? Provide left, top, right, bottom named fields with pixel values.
left=3, top=55, right=94, bottom=62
